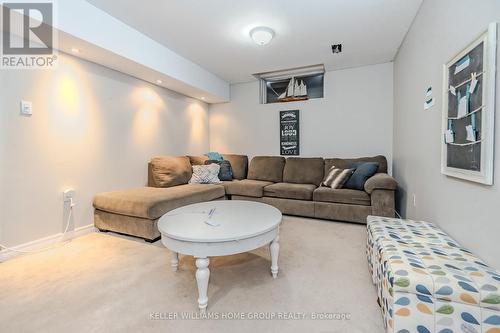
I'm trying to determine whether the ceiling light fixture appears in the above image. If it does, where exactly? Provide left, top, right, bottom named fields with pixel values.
left=71, top=47, right=80, bottom=54
left=156, top=79, right=163, bottom=84
left=201, top=97, right=206, bottom=100
left=250, top=27, right=274, bottom=46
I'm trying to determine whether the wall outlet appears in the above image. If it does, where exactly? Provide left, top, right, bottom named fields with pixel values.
left=412, top=194, right=417, bottom=207
left=63, top=189, right=75, bottom=202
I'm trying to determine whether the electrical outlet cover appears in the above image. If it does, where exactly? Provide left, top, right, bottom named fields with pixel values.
left=63, top=189, right=75, bottom=201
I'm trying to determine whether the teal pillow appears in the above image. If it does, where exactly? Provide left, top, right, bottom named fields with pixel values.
left=344, top=162, right=379, bottom=190
left=205, top=151, right=224, bottom=161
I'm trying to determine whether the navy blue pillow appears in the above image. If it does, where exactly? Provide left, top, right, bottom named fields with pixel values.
left=344, top=162, right=379, bottom=190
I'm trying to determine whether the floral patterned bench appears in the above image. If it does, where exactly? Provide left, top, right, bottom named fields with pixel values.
left=367, top=215, right=500, bottom=333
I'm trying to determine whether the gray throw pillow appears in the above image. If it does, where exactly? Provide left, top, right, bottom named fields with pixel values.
left=204, top=160, right=233, bottom=181
left=344, top=162, right=379, bottom=190
left=189, top=164, right=222, bottom=184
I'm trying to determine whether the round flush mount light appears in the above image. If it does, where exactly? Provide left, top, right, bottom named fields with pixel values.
left=250, top=27, right=275, bottom=46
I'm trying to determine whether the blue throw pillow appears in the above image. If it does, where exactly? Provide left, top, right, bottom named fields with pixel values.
left=205, top=151, right=224, bottom=161
left=344, top=162, right=379, bottom=190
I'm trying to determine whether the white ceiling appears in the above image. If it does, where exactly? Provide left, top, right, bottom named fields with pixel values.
left=86, top=0, right=422, bottom=84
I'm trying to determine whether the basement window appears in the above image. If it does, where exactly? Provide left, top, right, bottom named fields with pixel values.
left=255, top=64, right=325, bottom=104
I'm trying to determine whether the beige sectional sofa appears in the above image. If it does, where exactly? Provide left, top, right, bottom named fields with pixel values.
left=93, top=154, right=397, bottom=242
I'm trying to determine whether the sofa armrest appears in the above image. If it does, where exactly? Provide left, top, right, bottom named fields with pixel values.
left=147, top=162, right=159, bottom=187
left=364, top=173, right=397, bottom=194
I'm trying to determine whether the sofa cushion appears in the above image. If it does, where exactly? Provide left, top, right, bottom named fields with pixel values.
left=248, top=156, right=285, bottom=183
left=151, top=156, right=192, bottom=188
left=264, top=182, right=316, bottom=201
left=324, top=155, right=388, bottom=175
left=283, top=157, right=324, bottom=186
left=93, top=184, right=225, bottom=219
left=188, top=155, right=208, bottom=165
left=222, top=154, right=248, bottom=180
left=224, top=179, right=273, bottom=197
left=221, top=179, right=239, bottom=192
left=313, top=187, right=371, bottom=206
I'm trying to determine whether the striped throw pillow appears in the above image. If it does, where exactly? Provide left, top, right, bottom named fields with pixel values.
left=322, top=166, right=354, bottom=189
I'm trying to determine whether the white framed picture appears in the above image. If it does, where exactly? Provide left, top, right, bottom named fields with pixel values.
left=441, top=23, right=497, bottom=185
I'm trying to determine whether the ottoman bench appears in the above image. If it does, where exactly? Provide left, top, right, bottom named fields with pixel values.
left=367, top=215, right=500, bottom=333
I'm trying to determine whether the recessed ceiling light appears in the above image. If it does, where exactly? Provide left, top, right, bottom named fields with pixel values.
left=250, top=27, right=274, bottom=46
left=71, top=47, right=80, bottom=54
left=201, top=96, right=206, bottom=100
left=156, top=79, right=163, bottom=84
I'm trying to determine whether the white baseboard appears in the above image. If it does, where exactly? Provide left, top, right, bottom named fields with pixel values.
left=0, top=224, right=97, bottom=262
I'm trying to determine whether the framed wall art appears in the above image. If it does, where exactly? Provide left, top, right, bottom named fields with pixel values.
left=280, top=110, right=300, bottom=155
left=441, top=23, right=497, bottom=185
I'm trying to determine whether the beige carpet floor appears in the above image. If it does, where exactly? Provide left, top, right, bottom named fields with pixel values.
left=0, top=216, right=384, bottom=333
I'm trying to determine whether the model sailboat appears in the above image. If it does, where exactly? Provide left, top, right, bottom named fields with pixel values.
left=277, top=77, right=308, bottom=102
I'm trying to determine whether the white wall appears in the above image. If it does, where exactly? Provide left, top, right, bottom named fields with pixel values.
left=393, top=0, right=500, bottom=268
left=0, top=52, right=209, bottom=247
left=209, top=63, right=394, bottom=172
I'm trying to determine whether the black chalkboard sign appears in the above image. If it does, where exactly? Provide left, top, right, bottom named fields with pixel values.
left=280, top=110, right=299, bottom=155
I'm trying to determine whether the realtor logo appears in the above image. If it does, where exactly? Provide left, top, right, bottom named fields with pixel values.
left=1, top=1, right=57, bottom=68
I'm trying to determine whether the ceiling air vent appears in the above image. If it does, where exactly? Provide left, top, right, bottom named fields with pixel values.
left=331, top=44, right=342, bottom=54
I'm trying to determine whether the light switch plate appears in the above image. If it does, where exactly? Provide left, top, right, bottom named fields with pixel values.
left=20, top=100, right=32, bottom=116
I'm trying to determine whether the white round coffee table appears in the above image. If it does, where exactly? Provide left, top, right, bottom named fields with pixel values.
left=158, top=200, right=282, bottom=312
